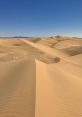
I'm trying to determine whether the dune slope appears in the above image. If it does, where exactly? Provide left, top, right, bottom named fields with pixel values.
left=0, top=39, right=36, bottom=117
left=35, top=59, right=82, bottom=117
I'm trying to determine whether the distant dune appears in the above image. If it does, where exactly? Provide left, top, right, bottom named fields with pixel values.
left=0, top=36, right=82, bottom=117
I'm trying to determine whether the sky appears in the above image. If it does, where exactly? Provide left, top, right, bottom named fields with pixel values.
left=0, top=0, right=82, bottom=37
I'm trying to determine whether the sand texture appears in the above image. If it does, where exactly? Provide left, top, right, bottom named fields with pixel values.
left=0, top=36, right=82, bottom=117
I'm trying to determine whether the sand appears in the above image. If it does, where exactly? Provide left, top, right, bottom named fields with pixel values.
left=0, top=39, right=36, bottom=117
left=0, top=37, right=82, bottom=117
left=35, top=59, right=82, bottom=117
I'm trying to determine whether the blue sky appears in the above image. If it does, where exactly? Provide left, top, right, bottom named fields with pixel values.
left=0, top=0, right=82, bottom=37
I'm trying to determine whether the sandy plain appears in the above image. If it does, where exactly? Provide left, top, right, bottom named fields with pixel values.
left=0, top=36, right=82, bottom=117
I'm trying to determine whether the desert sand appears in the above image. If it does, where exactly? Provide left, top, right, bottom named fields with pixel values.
left=0, top=36, right=82, bottom=117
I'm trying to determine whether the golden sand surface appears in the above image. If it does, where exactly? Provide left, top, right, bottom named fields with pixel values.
left=0, top=37, right=82, bottom=117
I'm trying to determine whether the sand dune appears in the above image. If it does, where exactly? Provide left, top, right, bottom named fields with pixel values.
left=0, top=39, right=36, bottom=117
left=0, top=37, right=82, bottom=117
left=35, top=59, right=82, bottom=117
